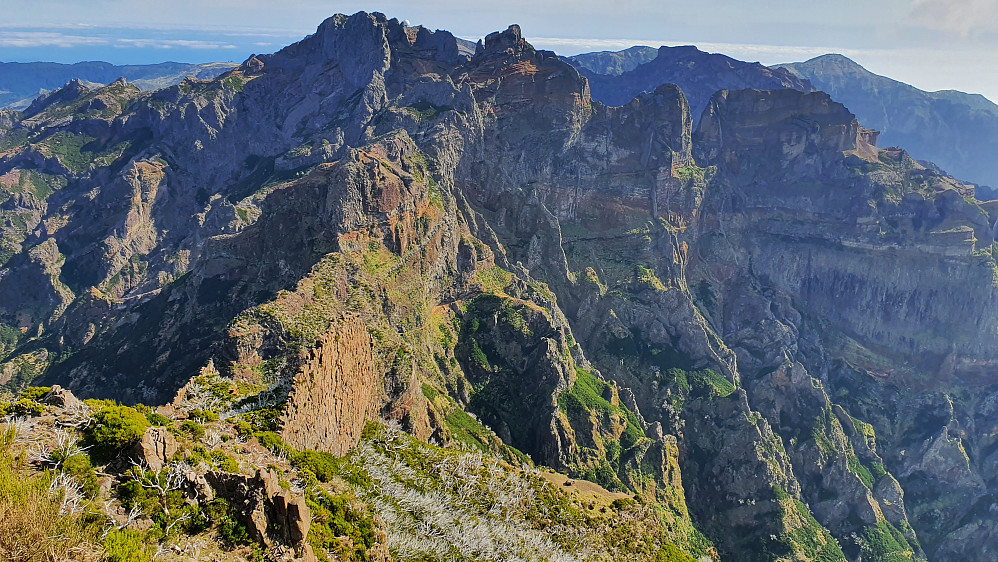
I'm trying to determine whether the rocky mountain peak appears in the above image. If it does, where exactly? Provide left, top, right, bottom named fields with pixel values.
left=484, top=24, right=525, bottom=55
left=570, top=43, right=814, bottom=123
left=22, top=77, right=91, bottom=118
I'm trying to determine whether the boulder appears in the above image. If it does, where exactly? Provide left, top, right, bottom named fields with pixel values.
left=133, top=427, right=177, bottom=472
left=42, top=385, right=82, bottom=409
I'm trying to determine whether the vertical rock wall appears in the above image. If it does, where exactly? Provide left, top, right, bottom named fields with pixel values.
left=280, top=315, right=379, bottom=455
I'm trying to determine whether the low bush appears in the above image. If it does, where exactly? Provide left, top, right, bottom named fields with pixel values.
left=88, top=405, right=149, bottom=457
left=233, top=420, right=253, bottom=438
left=656, top=544, right=696, bottom=562
left=188, top=409, right=218, bottom=423
left=205, top=498, right=254, bottom=546
left=145, top=412, right=171, bottom=426
left=18, top=387, right=51, bottom=402
left=307, top=488, right=376, bottom=561
left=179, top=420, right=205, bottom=441
left=11, top=398, right=44, bottom=416
left=102, top=529, right=151, bottom=562
left=61, top=453, right=99, bottom=496
left=294, top=450, right=339, bottom=482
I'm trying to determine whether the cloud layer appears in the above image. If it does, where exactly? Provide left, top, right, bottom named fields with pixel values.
left=908, top=0, right=998, bottom=35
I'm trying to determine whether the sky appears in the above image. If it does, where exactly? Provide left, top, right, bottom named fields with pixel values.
left=2, top=0, right=998, bottom=102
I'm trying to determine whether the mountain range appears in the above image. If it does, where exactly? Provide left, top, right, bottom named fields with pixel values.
left=0, top=60, right=236, bottom=109
left=564, top=46, right=998, bottom=194
left=1, top=11, right=997, bottom=562
left=776, top=54, right=998, bottom=194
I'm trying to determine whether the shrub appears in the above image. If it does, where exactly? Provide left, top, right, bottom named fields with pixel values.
left=233, top=420, right=253, bottom=438
left=293, top=450, right=339, bottom=482
left=241, top=407, right=281, bottom=433
left=61, top=453, right=99, bottom=496
left=209, top=449, right=239, bottom=472
left=205, top=499, right=253, bottom=545
left=18, top=387, right=51, bottom=402
left=656, top=544, right=696, bottom=562
left=188, top=409, right=218, bottom=423
left=102, top=529, right=151, bottom=562
left=11, top=398, right=44, bottom=416
left=179, top=420, right=205, bottom=441
left=145, top=412, right=171, bottom=426
left=254, top=431, right=289, bottom=454
left=89, top=405, right=149, bottom=455
left=307, top=488, right=376, bottom=561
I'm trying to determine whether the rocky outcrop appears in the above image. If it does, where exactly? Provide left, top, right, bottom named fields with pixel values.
left=42, top=384, right=82, bottom=409
left=280, top=315, right=379, bottom=455
left=132, top=427, right=178, bottom=473
left=205, top=469, right=311, bottom=552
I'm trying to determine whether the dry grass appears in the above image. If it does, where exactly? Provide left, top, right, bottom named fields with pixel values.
left=0, top=424, right=102, bottom=562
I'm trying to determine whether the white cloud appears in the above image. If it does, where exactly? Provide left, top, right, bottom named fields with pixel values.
left=114, top=38, right=237, bottom=50
left=0, top=31, right=109, bottom=48
left=908, top=0, right=998, bottom=35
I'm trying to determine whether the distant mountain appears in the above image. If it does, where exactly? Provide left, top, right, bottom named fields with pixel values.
left=776, top=54, right=998, bottom=192
left=566, top=45, right=659, bottom=75
left=572, top=45, right=813, bottom=122
left=0, top=60, right=236, bottom=109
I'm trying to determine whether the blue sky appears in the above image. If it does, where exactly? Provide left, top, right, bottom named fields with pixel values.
left=3, top=0, right=998, bottom=101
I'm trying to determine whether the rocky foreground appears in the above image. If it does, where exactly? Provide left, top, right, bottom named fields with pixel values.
left=1, top=11, right=997, bottom=562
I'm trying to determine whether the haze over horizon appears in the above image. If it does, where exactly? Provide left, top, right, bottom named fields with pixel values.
left=3, top=0, right=998, bottom=102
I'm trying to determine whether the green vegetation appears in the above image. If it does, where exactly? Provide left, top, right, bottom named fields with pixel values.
left=179, top=419, right=205, bottom=440
left=324, top=422, right=711, bottom=561
left=30, top=131, right=132, bottom=174
left=12, top=397, right=44, bottom=416
left=222, top=75, right=247, bottom=92
left=0, top=170, right=67, bottom=201
left=102, top=529, right=151, bottom=562
left=0, top=425, right=102, bottom=561
left=557, top=368, right=647, bottom=489
left=33, top=132, right=94, bottom=173
left=18, top=386, right=51, bottom=402
left=469, top=339, right=491, bottom=371
left=635, top=265, right=667, bottom=291
left=660, top=368, right=736, bottom=404
left=772, top=486, right=846, bottom=562
left=87, top=405, right=149, bottom=456
left=656, top=544, right=697, bottom=562
left=673, top=164, right=710, bottom=184
left=475, top=265, right=513, bottom=294
left=294, top=450, right=340, bottom=483
left=859, top=521, right=917, bottom=562
left=307, top=488, right=377, bottom=561
left=0, top=323, right=20, bottom=356
left=405, top=100, right=451, bottom=121
left=848, top=453, right=875, bottom=489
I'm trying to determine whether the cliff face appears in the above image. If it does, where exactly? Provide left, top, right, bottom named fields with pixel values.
left=280, top=315, right=379, bottom=456
left=1, top=10, right=997, bottom=561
